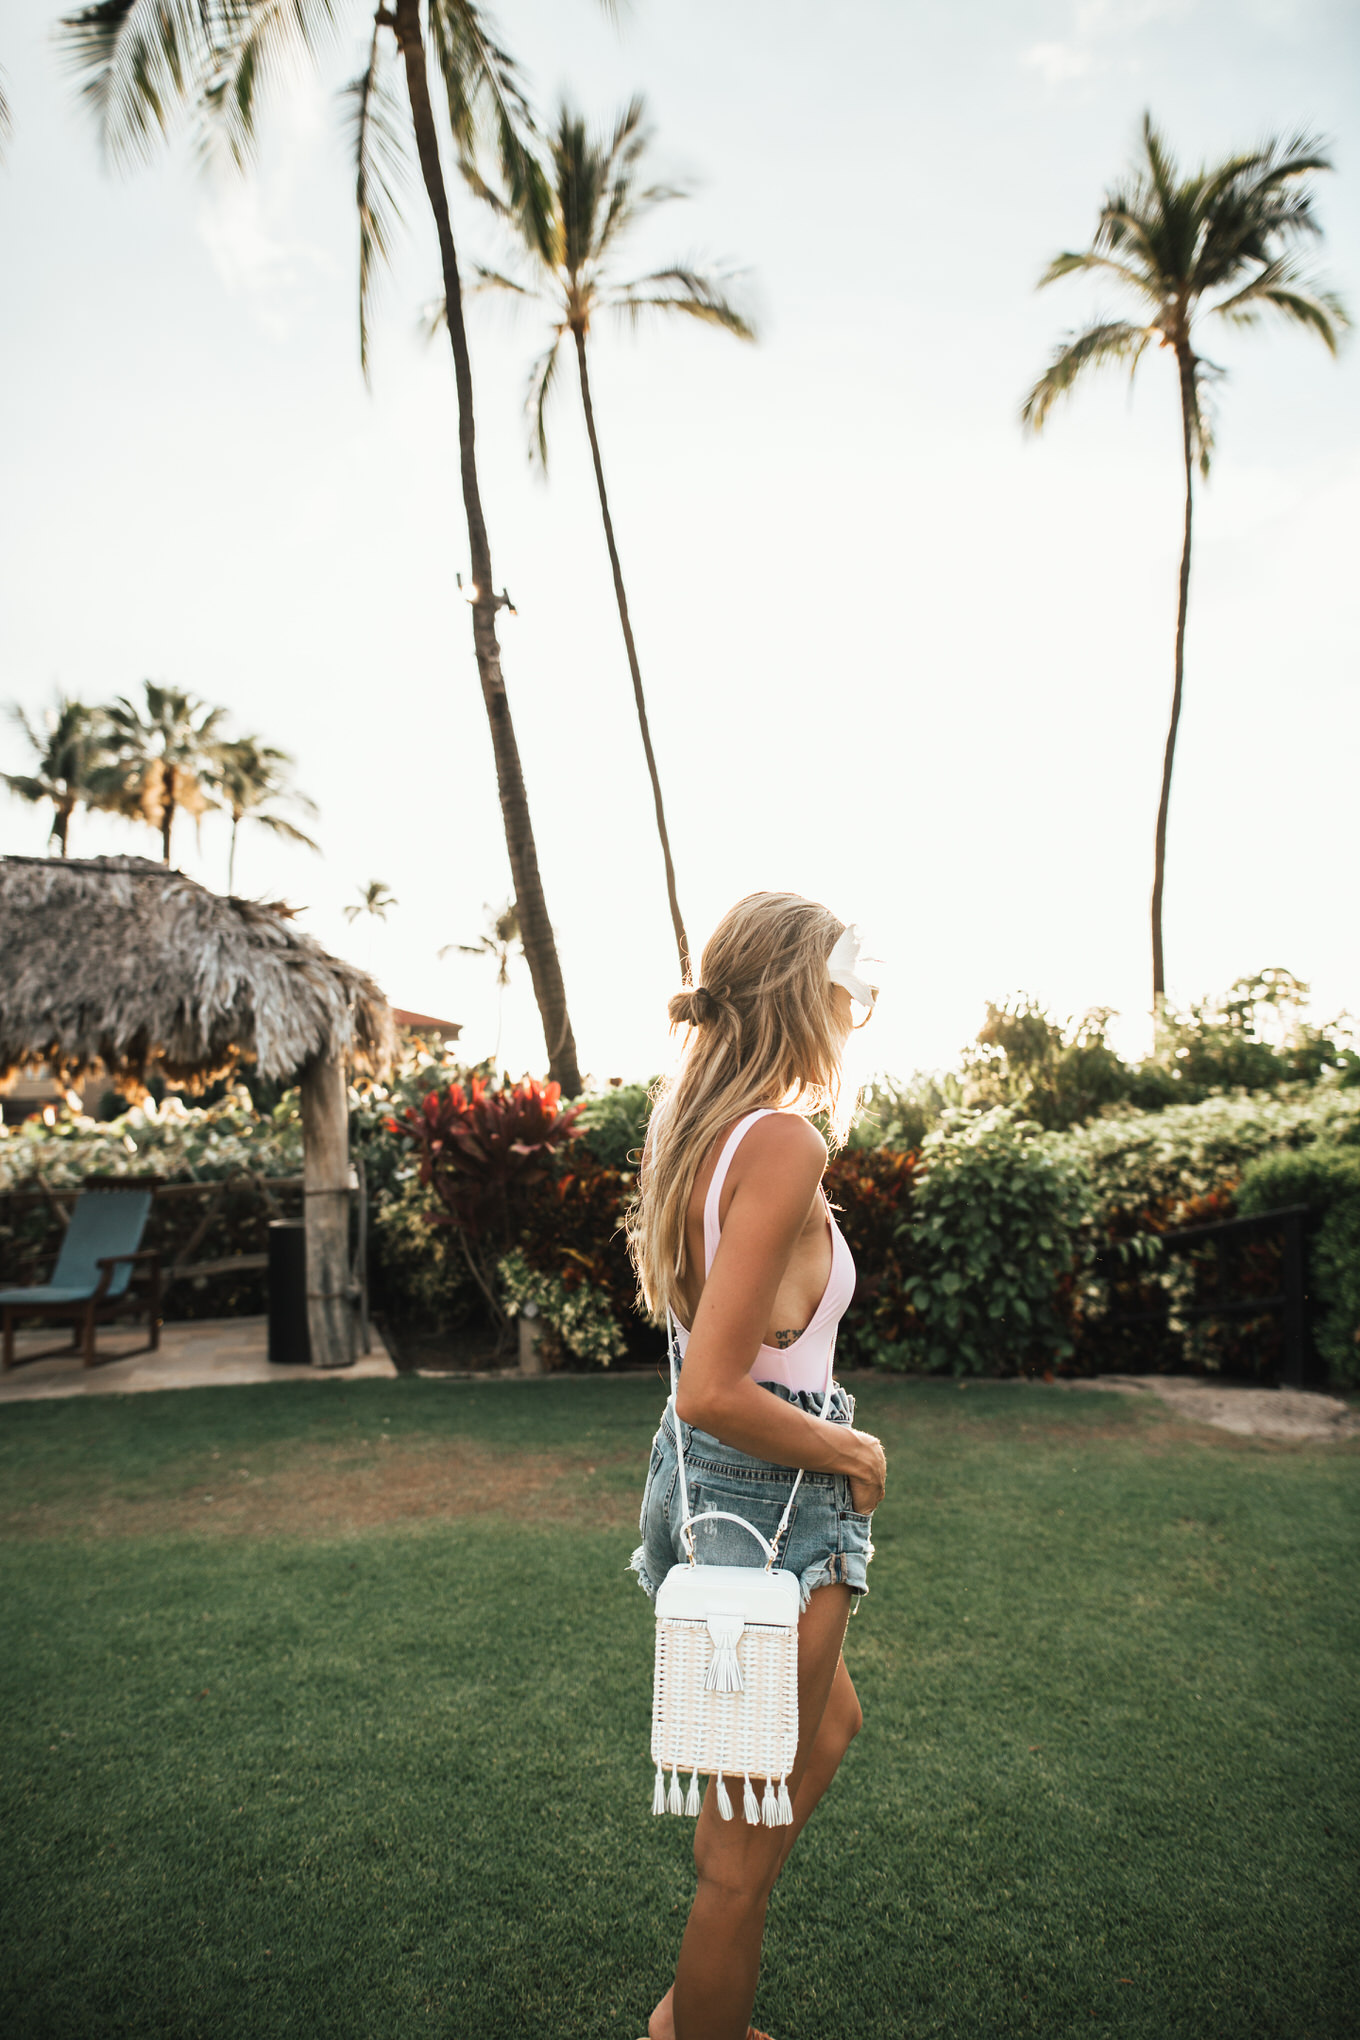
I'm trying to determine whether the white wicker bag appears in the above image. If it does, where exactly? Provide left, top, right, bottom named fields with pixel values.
left=649, top=1312, right=835, bottom=1826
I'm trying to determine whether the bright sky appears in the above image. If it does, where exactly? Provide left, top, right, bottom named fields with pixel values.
left=2, top=0, right=1357, bottom=1088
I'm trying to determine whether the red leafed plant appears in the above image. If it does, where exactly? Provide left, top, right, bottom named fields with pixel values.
left=390, top=1075, right=584, bottom=1322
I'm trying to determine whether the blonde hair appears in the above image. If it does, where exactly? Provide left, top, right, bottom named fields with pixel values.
left=627, top=891, right=860, bottom=1322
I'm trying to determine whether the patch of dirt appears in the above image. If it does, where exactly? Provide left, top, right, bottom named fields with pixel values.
left=1070, top=1375, right=1360, bottom=1442
left=1, top=1436, right=640, bottom=1543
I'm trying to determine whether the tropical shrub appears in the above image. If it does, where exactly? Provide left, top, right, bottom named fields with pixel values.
left=497, top=1248, right=628, bottom=1367
left=576, top=1082, right=652, bottom=1170
left=368, top=1174, right=472, bottom=1330
left=905, top=1110, right=1092, bottom=1376
left=0, top=1088, right=302, bottom=1190
left=824, top=1147, right=922, bottom=1363
left=388, top=1074, right=585, bottom=1324
left=1238, top=1147, right=1360, bottom=1385
left=1061, top=1088, right=1360, bottom=1235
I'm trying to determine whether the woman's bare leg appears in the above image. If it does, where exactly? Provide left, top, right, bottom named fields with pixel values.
left=645, top=1584, right=854, bottom=2040
left=647, top=1650, right=862, bottom=2039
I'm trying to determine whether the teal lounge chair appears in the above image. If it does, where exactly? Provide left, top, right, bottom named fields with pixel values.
left=1, top=1181, right=162, bottom=1370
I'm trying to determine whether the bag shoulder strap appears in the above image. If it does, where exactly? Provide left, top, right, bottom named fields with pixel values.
left=667, top=1308, right=836, bottom=1572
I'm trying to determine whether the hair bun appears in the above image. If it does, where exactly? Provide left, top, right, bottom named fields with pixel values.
left=668, top=984, right=727, bottom=1028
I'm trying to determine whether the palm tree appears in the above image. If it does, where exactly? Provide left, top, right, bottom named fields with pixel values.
left=345, top=879, right=399, bottom=923
left=58, top=1, right=582, bottom=1093
left=440, top=897, right=519, bottom=1061
left=461, top=97, right=755, bottom=982
left=1022, top=115, right=1348, bottom=1009
left=212, top=736, right=321, bottom=893
left=3, top=695, right=115, bottom=855
left=96, top=682, right=226, bottom=864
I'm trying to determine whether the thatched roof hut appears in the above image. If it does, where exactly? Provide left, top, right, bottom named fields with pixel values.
left=0, top=855, right=392, bottom=1092
left=0, top=855, right=394, bottom=1368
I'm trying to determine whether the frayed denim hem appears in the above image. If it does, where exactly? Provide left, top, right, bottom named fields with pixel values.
left=796, top=1550, right=872, bottom=1610
left=628, top=1543, right=661, bottom=1601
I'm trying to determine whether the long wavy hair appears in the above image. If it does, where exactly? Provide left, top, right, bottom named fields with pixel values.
left=627, top=891, right=859, bottom=1323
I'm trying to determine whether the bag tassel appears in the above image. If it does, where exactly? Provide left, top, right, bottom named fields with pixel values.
left=777, top=1775, right=794, bottom=1825
left=703, top=1614, right=746, bottom=1693
left=742, top=1774, right=759, bottom=1825
left=651, top=1762, right=666, bottom=1817
left=760, top=1777, right=779, bottom=1827
left=667, top=1765, right=684, bottom=1816
left=715, top=1771, right=734, bottom=1821
left=685, top=1768, right=702, bottom=1817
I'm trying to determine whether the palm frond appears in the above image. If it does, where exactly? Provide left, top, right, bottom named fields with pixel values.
left=57, top=0, right=216, bottom=167
left=251, top=811, right=321, bottom=851
left=1212, top=261, right=1350, bottom=352
left=199, top=1, right=338, bottom=173
left=426, top=0, right=549, bottom=247
left=524, top=332, right=565, bottom=471
left=1037, top=248, right=1160, bottom=303
left=57, top=1, right=335, bottom=170
left=468, top=262, right=533, bottom=297
left=1020, top=321, right=1153, bottom=431
left=609, top=265, right=756, bottom=339
left=0, top=69, right=11, bottom=164
left=2, top=774, right=51, bottom=804
left=342, top=21, right=409, bottom=380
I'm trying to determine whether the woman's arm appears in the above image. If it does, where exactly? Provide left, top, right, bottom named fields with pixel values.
left=672, top=1115, right=886, bottom=1507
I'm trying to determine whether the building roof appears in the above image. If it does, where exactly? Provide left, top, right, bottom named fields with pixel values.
left=0, top=855, right=394, bottom=1091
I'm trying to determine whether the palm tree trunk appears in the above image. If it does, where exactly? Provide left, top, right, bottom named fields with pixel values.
left=161, top=763, right=176, bottom=865
left=573, top=327, right=691, bottom=983
left=1151, top=348, right=1195, bottom=1012
left=228, top=814, right=239, bottom=894
left=54, top=799, right=71, bottom=857
left=388, top=0, right=580, bottom=1092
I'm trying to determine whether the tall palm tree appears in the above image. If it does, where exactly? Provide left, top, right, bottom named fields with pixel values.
left=212, top=735, right=320, bottom=893
left=58, top=1, right=582, bottom=1093
left=461, top=97, right=754, bottom=981
left=1022, top=115, right=1348, bottom=1009
left=440, top=896, right=519, bottom=1061
left=3, top=695, right=114, bottom=855
left=345, top=879, right=399, bottom=923
left=97, top=681, right=227, bottom=864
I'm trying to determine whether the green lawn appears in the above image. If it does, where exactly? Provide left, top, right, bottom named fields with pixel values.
left=1, top=1377, right=1355, bottom=2040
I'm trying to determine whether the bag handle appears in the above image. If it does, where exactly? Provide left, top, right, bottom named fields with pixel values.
left=673, top=1509, right=776, bottom=1563
left=666, top=1308, right=836, bottom=1572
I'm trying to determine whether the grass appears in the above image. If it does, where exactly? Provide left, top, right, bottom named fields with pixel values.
left=0, top=1376, right=1356, bottom=2040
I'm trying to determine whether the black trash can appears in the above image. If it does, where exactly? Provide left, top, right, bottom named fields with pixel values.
left=268, top=1220, right=312, bottom=1366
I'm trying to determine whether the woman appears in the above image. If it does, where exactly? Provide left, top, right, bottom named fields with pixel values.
left=628, top=892, right=888, bottom=2040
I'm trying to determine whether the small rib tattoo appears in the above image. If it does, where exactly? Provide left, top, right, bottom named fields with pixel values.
left=770, top=1328, right=806, bottom=1349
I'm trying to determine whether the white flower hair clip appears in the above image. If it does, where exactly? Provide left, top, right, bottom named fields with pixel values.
left=827, top=923, right=878, bottom=1009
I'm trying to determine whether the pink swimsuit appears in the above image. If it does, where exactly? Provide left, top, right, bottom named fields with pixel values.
left=671, top=1108, right=857, bottom=1393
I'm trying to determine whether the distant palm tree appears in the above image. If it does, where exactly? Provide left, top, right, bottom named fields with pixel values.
left=97, top=682, right=226, bottom=864
left=3, top=695, right=114, bottom=855
left=1022, top=115, right=1348, bottom=1008
left=457, top=97, right=755, bottom=982
left=345, top=880, right=398, bottom=924
left=58, top=0, right=583, bottom=1093
left=212, top=736, right=321, bottom=894
left=441, top=898, right=520, bottom=1061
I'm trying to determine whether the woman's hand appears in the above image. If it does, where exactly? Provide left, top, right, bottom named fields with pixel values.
left=844, top=1429, right=887, bottom=1515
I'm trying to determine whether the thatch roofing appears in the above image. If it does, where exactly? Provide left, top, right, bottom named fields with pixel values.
left=0, top=856, right=394, bottom=1090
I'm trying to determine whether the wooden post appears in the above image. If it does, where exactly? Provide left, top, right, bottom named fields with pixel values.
left=301, top=1053, right=355, bottom=1370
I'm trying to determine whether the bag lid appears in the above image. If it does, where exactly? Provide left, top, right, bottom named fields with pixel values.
left=657, top=1559, right=801, bottom=1626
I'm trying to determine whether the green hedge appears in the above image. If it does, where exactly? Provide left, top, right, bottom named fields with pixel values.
left=1238, top=1147, right=1360, bottom=1385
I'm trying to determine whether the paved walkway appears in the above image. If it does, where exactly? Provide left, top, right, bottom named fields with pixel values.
left=0, top=1316, right=395, bottom=1402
